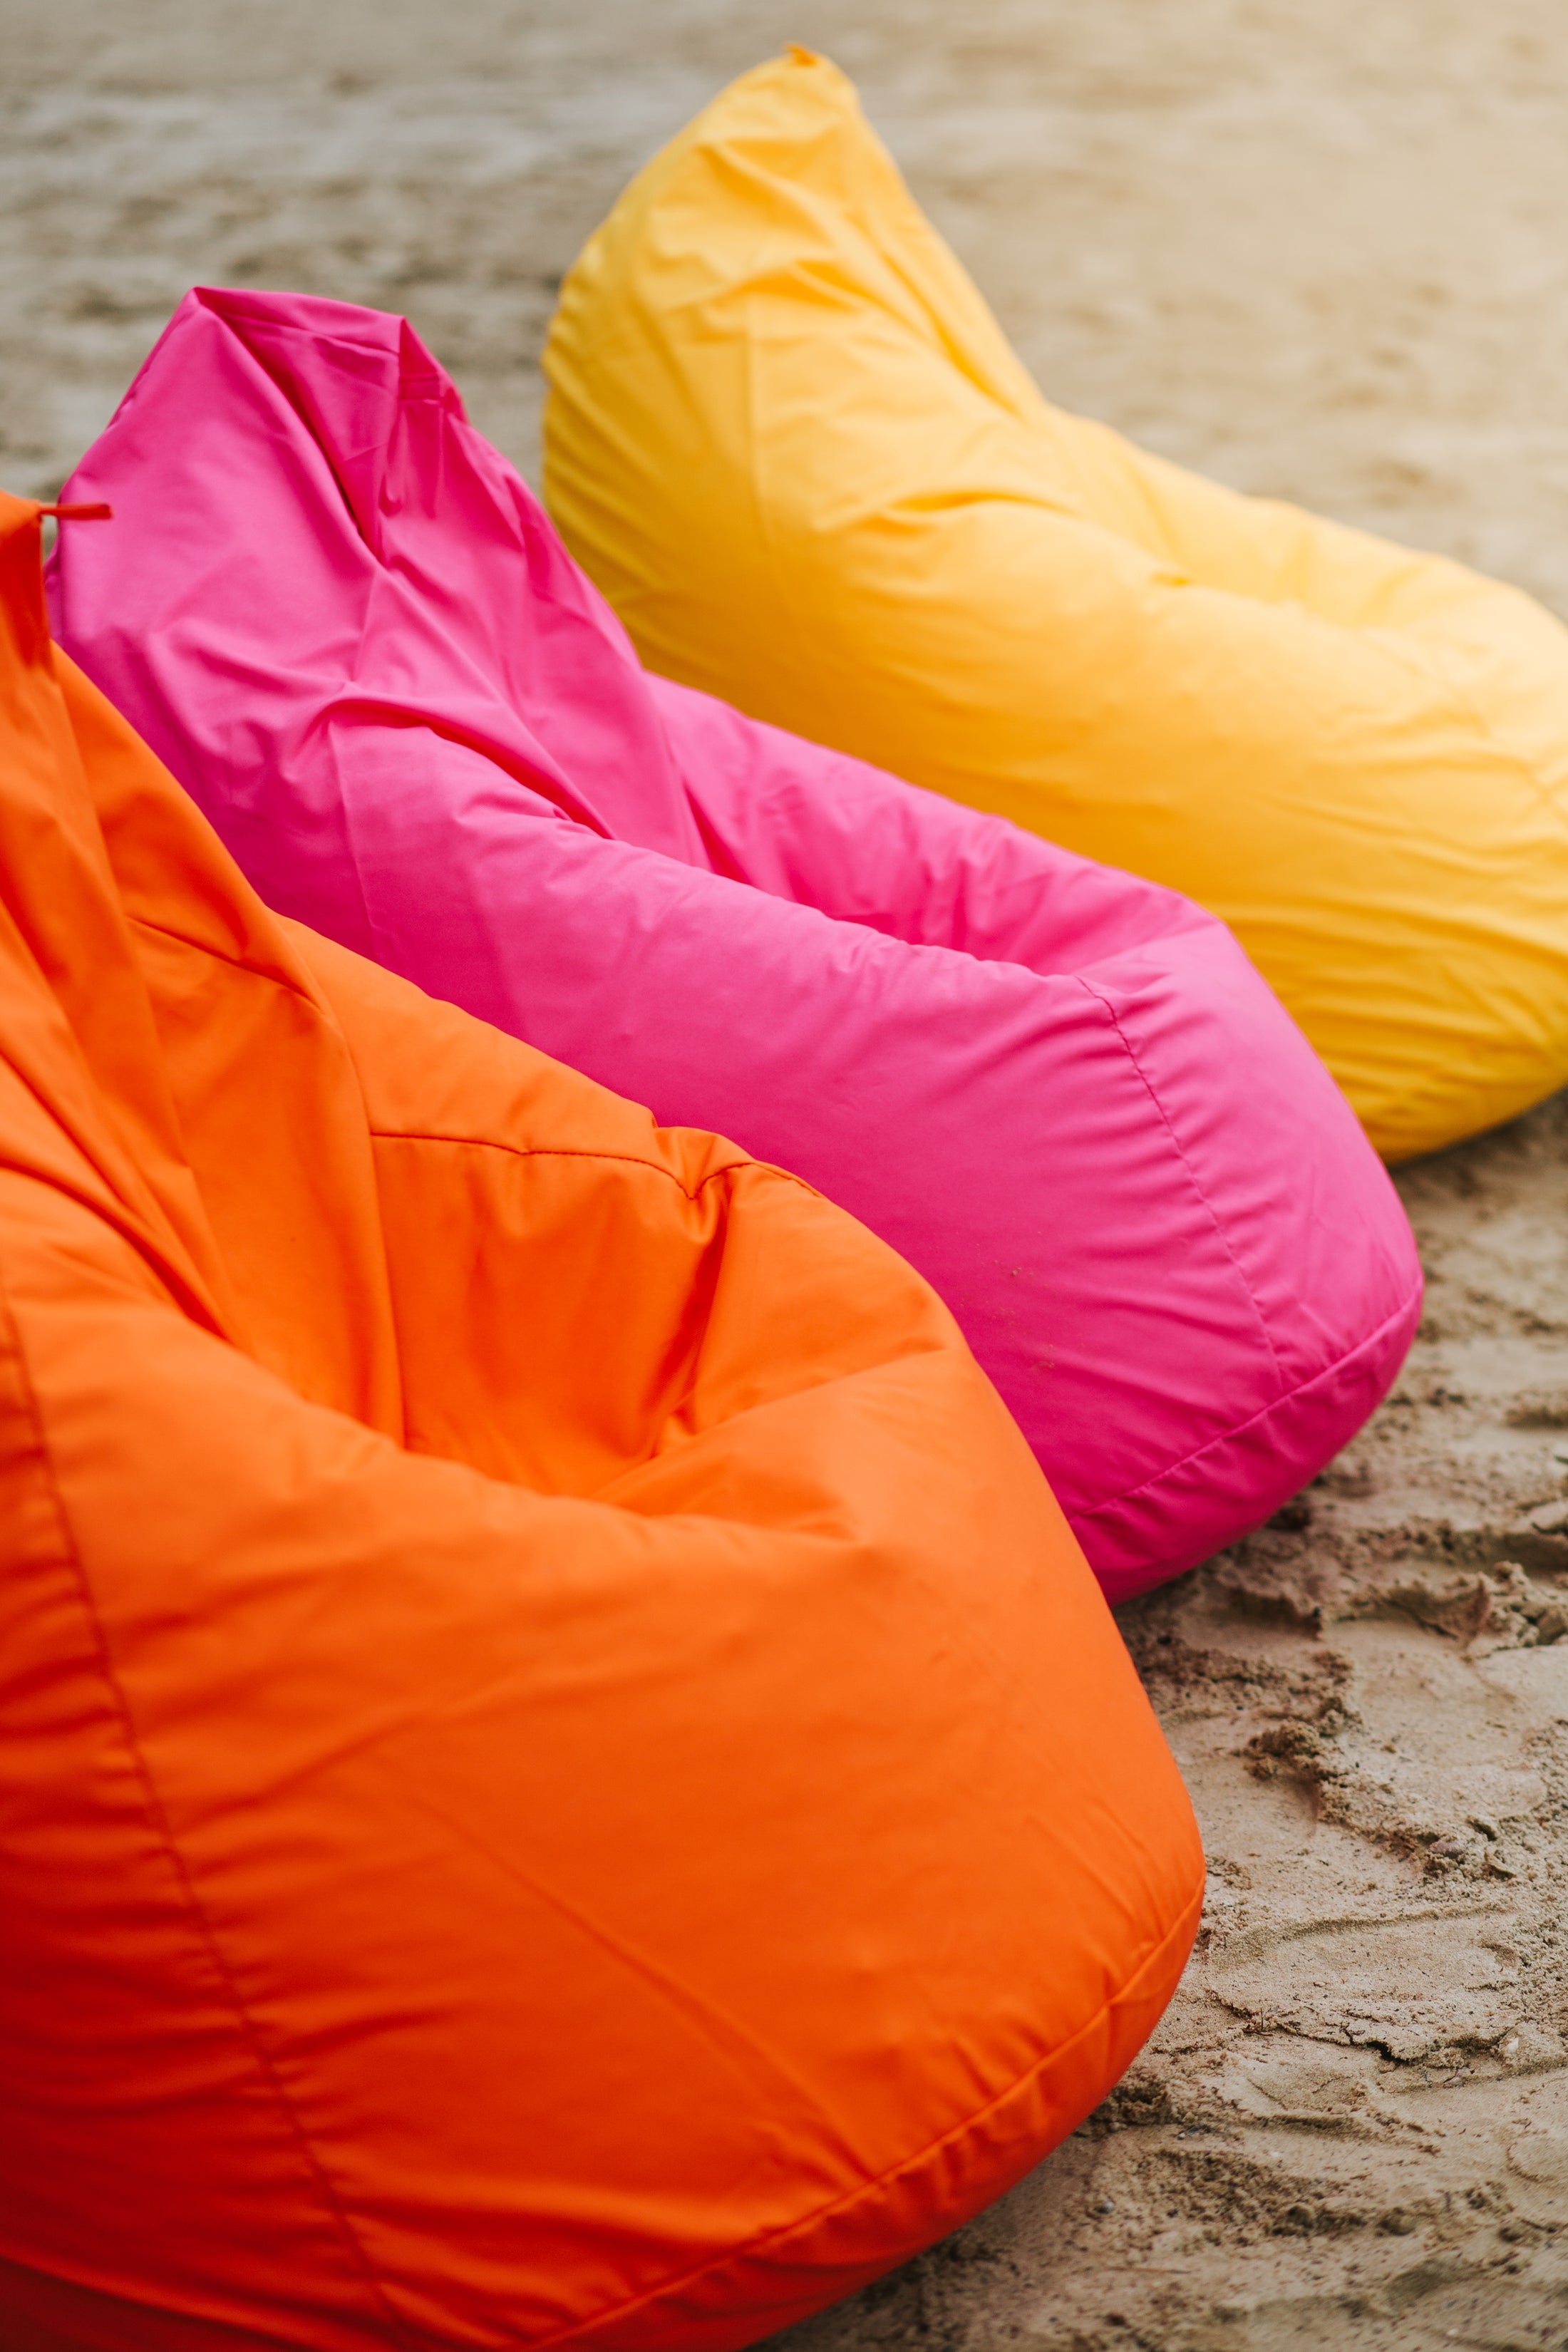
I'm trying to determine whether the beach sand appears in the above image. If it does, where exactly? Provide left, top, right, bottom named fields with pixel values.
left=6, top=1, right=1568, bottom=2342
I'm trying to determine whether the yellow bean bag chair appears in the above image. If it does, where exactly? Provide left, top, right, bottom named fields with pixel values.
left=542, top=48, right=1568, bottom=1163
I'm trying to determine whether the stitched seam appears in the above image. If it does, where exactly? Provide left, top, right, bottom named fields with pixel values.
left=128, top=911, right=326, bottom=1011
left=1070, top=1269, right=1422, bottom=1525
left=525, top=1876, right=1204, bottom=2351
left=1076, top=974, right=1286, bottom=1390
left=368, top=1130, right=811, bottom=1207
left=0, top=1257, right=429, bottom=2352
left=123, top=917, right=814, bottom=1209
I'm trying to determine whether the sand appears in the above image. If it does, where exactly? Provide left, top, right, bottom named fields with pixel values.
left=6, top=1, right=1568, bottom=2344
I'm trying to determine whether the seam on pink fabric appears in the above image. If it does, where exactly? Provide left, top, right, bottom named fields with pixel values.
left=1075, top=973, right=1288, bottom=1393
left=1071, top=1268, right=1422, bottom=1531
left=524, top=1873, right=1205, bottom=2352
left=0, top=1257, right=430, bottom=2352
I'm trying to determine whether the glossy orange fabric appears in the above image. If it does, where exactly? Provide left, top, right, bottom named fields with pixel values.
left=0, top=488, right=1202, bottom=2352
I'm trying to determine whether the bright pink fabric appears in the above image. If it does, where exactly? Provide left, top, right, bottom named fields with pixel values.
left=48, top=289, right=1420, bottom=1599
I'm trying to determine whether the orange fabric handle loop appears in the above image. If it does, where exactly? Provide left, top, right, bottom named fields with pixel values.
left=38, top=502, right=114, bottom=522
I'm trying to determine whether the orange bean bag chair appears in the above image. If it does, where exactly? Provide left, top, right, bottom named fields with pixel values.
left=0, top=487, right=1202, bottom=2352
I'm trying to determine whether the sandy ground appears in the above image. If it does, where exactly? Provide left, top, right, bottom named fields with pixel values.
left=7, top=2, right=1568, bottom=2346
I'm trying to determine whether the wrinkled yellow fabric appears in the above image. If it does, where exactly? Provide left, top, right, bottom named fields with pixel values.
left=542, top=47, right=1568, bottom=1163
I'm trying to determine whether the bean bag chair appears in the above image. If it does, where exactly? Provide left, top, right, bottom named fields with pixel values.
left=540, top=47, right=1568, bottom=1166
left=0, top=484, right=1204, bottom=2351
left=48, top=289, right=1420, bottom=1602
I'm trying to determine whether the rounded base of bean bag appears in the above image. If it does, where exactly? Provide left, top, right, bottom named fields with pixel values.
left=2, top=491, right=1202, bottom=2352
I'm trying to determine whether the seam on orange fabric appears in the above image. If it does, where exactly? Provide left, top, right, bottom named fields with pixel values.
left=369, top=1129, right=816, bottom=1207
left=1070, top=1267, right=1423, bottom=1529
left=127, top=911, right=326, bottom=1013
left=122, top=915, right=821, bottom=1212
left=123, top=909, right=408, bottom=1443
left=0, top=1262, right=427, bottom=2352
left=1074, top=973, right=1287, bottom=1393
left=523, top=1869, right=1204, bottom=2351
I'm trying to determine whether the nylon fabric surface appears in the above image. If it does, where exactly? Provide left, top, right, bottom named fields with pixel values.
left=48, top=289, right=1419, bottom=1598
left=0, top=484, right=1207, bottom=2351
left=540, top=46, right=1568, bottom=1165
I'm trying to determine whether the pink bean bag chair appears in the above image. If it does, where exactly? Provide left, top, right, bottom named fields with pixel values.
left=48, top=289, right=1420, bottom=1600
